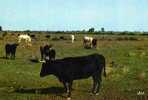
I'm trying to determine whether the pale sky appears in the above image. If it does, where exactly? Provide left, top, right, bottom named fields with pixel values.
left=0, top=0, right=148, bottom=31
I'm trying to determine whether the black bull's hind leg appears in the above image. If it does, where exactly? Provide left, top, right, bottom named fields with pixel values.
left=11, top=51, right=16, bottom=59
left=92, top=71, right=102, bottom=95
left=91, top=54, right=106, bottom=95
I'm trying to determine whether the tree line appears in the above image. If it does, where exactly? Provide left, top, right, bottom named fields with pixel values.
left=0, top=26, right=148, bottom=36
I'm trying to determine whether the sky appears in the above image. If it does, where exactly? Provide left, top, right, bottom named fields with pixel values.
left=0, top=0, right=148, bottom=31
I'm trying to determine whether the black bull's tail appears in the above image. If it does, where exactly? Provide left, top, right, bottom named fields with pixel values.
left=101, top=55, right=106, bottom=77
left=95, top=54, right=106, bottom=77
left=103, top=60, right=107, bottom=77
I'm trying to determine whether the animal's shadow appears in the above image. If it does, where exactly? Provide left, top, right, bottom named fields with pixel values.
left=0, top=56, right=17, bottom=60
left=0, top=56, right=7, bottom=59
left=15, top=87, right=65, bottom=95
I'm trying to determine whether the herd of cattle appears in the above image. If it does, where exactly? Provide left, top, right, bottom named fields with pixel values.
left=3, top=34, right=106, bottom=99
left=4, top=34, right=98, bottom=60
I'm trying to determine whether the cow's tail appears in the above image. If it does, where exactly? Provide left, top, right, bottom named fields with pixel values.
left=103, top=57, right=107, bottom=77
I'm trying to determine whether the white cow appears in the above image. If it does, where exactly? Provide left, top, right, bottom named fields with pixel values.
left=83, top=36, right=93, bottom=42
left=71, top=34, right=75, bottom=43
left=18, top=34, right=31, bottom=43
left=83, top=36, right=93, bottom=48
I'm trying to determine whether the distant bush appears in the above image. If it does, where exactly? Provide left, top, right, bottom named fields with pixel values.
left=24, top=30, right=31, bottom=33
left=88, top=27, right=95, bottom=33
left=101, top=27, right=105, bottom=32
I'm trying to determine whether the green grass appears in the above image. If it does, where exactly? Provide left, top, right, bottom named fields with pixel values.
left=0, top=33, right=148, bottom=100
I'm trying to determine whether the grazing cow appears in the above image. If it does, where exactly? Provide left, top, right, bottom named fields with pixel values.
left=40, top=53, right=106, bottom=99
left=60, top=36, right=64, bottom=40
left=30, top=34, right=35, bottom=38
left=18, top=34, right=31, bottom=43
left=40, top=45, right=56, bottom=61
left=45, top=35, right=51, bottom=39
left=83, top=36, right=93, bottom=48
left=47, top=49, right=56, bottom=61
left=92, top=38, right=97, bottom=48
left=71, top=35, right=75, bottom=43
left=5, top=43, right=19, bottom=59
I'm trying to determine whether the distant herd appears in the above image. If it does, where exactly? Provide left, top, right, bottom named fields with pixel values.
left=4, top=34, right=98, bottom=60
left=2, top=33, right=106, bottom=99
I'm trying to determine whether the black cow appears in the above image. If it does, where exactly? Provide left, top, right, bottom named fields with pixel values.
left=40, top=53, right=106, bottom=99
left=5, top=43, right=19, bottom=59
left=92, top=38, right=97, bottom=48
left=30, top=34, right=36, bottom=38
left=40, top=45, right=56, bottom=61
left=45, top=35, right=51, bottom=39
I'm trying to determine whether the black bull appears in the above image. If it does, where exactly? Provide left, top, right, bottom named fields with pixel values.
left=40, top=53, right=106, bottom=98
left=5, top=43, right=18, bottom=59
left=40, top=45, right=56, bottom=61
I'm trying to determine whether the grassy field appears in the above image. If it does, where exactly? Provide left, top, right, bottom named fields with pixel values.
left=0, top=32, right=148, bottom=100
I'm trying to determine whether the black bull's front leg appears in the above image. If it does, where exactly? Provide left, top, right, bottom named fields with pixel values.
left=62, top=81, right=73, bottom=99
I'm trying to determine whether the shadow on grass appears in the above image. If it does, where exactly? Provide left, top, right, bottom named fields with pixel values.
left=0, top=56, right=7, bottom=59
left=15, top=87, right=65, bottom=95
left=14, top=87, right=67, bottom=99
left=29, top=59, right=39, bottom=63
left=0, top=56, right=16, bottom=60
